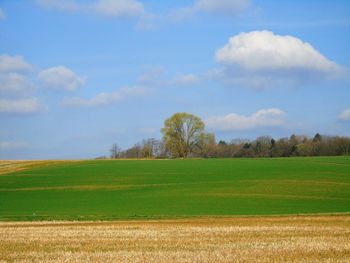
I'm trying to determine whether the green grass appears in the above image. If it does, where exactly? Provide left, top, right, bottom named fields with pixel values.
left=0, top=157, right=349, bottom=221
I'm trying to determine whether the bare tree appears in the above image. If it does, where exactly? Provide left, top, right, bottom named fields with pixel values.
left=110, top=143, right=121, bottom=159
left=140, top=138, right=159, bottom=158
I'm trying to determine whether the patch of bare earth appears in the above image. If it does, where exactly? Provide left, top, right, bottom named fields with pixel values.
left=0, top=215, right=349, bottom=262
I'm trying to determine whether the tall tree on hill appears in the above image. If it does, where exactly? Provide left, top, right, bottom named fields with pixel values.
left=161, top=112, right=205, bottom=158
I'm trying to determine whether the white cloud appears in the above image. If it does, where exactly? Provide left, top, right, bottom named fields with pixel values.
left=214, top=31, right=348, bottom=88
left=0, top=141, right=30, bottom=150
left=0, top=73, right=35, bottom=95
left=0, top=54, right=33, bottom=72
left=339, top=109, right=350, bottom=121
left=94, top=0, right=144, bottom=17
left=168, top=0, right=250, bottom=21
left=62, top=86, right=148, bottom=107
left=63, top=91, right=122, bottom=107
left=194, top=0, right=250, bottom=15
left=0, top=8, right=5, bottom=20
left=38, top=66, right=86, bottom=91
left=170, top=74, right=199, bottom=86
left=206, top=108, right=285, bottom=131
left=0, top=98, right=43, bottom=114
left=216, top=31, right=342, bottom=73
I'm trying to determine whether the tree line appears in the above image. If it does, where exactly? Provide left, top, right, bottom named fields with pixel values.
left=107, top=112, right=350, bottom=159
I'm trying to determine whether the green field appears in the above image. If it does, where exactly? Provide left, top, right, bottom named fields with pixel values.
left=0, top=157, right=349, bottom=221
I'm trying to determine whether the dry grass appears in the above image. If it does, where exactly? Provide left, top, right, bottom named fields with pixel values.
left=0, top=215, right=349, bottom=262
left=0, top=160, right=79, bottom=175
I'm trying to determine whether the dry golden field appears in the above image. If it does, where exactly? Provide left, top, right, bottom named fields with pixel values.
left=0, top=215, right=349, bottom=262
left=0, top=160, right=78, bottom=176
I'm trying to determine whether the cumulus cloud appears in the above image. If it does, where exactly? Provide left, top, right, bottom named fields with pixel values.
left=216, top=31, right=342, bottom=74
left=0, top=8, right=5, bottom=20
left=36, top=0, right=144, bottom=17
left=38, top=66, right=86, bottom=91
left=170, top=74, right=199, bottom=86
left=194, top=0, right=250, bottom=15
left=63, top=91, right=122, bottom=107
left=62, top=86, right=148, bottom=107
left=169, top=0, right=250, bottom=21
left=0, top=98, right=44, bottom=114
left=0, top=55, right=89, bottom=113
left=339, top=109, right=350, bottom=121
left=0, top=73, right=35, bottom=96
left=206, top=108, right=285, bottom=131
left=0, top=54, right=33, bottom=72
left=214, top=31, right=348, bottom=88
left=94, top=0, right=144, bottom=17
left=0, top=55, right=44, bottom=112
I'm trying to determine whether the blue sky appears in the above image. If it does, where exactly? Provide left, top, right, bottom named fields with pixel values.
left=0, top=0, right=349, bottom=159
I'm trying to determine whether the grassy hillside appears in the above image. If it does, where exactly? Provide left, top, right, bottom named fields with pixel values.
left=0, top=157, right=349, bottom=221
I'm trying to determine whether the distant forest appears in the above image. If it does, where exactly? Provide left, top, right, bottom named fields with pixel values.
left=105, top=113, right=350, bottom=159
left=107, top=133, right=350, bottom=159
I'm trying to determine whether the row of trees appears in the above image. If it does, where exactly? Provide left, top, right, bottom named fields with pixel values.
left=110, top=138, right=167, bottom=159
left=109, top=112, right=350, bottom=159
